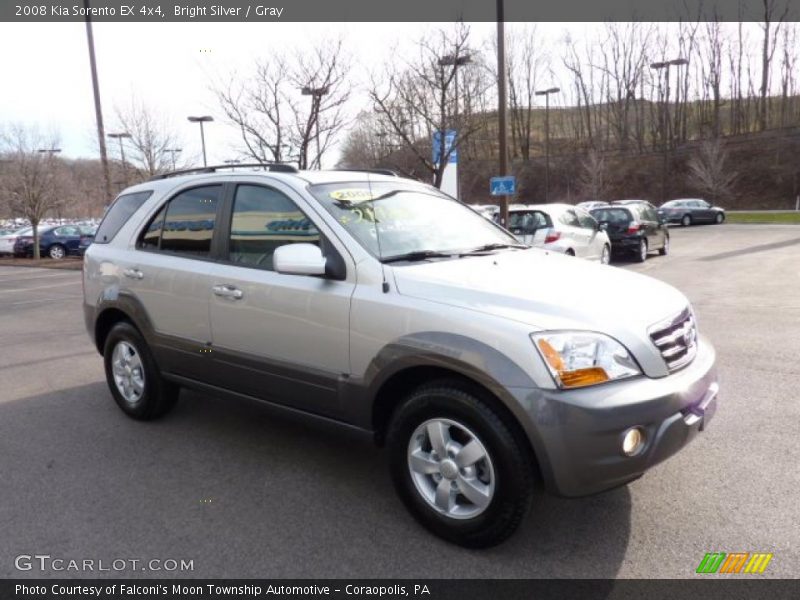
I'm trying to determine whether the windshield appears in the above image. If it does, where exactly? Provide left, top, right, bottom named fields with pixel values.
left=308, top=182, right=518, bottom=260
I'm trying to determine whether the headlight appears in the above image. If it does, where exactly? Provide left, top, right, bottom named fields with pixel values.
left=531, top=331, right=641, bottom=389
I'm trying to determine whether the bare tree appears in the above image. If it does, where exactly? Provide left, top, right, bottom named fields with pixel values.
left=216, top=40, right=350, bottom=169
left=687, top=139, right=737, bottom=202
left=758, top=0, right=790, bottom=130
left=576, top=149, right=609, bottom=200
left=114, top=98, right=186, bottom=179
left=368, top=24, right=484, bottom=188
left=0, top=125, right=65, bottom=259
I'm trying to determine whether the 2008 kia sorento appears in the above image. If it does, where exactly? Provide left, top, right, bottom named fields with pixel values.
left=83, top=165, right=719, bottom=548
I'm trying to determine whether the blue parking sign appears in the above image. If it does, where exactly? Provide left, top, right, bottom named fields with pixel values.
left=490, top=176, right=516, bottom=196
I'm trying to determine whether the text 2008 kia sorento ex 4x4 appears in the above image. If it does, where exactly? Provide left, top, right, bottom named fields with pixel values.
left=83, top=167, right=719, bottom=548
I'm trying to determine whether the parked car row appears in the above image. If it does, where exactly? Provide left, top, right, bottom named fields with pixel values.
left=508, top=203, right=612, bottom=264
left=0, top=224, right=97, bottom=258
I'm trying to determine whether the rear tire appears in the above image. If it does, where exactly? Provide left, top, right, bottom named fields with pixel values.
left=103, top=322, right=179, bottom=421
left=635, top=239, right=648, bottom=262
left=48, top=244, right=66, bottom=260
left=659, top=236, right=669, bottom=256
left=681, top=214, right=692, bottom=227
left=386, top=381, right=534, bottom=548
left=565, top=249, right=575, bottom=257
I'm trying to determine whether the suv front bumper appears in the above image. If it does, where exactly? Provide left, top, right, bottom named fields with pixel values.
left=518, top=336, right=718, bottom=497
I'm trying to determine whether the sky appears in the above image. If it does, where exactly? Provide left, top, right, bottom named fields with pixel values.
left=0, top=20, right=773, bottom=168
left=0, top=21, right=586, bottom=167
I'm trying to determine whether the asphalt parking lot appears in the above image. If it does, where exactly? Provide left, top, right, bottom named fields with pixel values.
left=1, top=223, right=798, bottom=579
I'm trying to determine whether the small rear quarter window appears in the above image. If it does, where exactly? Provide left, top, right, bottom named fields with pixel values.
left=94, top=191, right=154, bottom=244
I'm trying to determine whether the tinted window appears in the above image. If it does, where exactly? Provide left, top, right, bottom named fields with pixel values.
left=55, top=226, right=80, bottom=236
left=228, top=185, right=320, bottom=270
left=138, top=205, right=167, bottom=251
left=590, top=208, right=632, bottom=224
left=94, top=191, right=153, bottom=244
left=508, top=211, right=550, bottom=233
left=560, top=210, right=580, bottom=227
left=159, top=186, right=221, bottom=257
left=575, top=209, right=597, bottom=229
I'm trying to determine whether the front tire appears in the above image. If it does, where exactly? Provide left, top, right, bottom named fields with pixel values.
left=48, top=244, right=66, bottom=260
left=681, top=214, right=692, bottom=227
left=103, top=322, right=179, bottom=420
left=600, top=244, right=611, bottom=264
left=715, top=212, right=725, bottom=224
left=386, top=381, right=534, bottom=548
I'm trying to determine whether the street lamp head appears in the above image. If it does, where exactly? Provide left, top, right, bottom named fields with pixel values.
left=535, top=87, right=560, bottom=96
left=187, top=116, right=214, bottom=123
left=669, top=58, right=689, bottom=67
left=37, top=148, right=62, bottom=154
left=650, top=61, right=667, bottom=69
left=301, top=85, right=330, bottom=96
left=438, top=53, right=472, bottom=67
left=107, top=132, right=131, bottom=139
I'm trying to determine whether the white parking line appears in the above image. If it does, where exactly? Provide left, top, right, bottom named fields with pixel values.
left=0, top=280, right=81, bottom=294
left=0, top=271, right=79, bottom=282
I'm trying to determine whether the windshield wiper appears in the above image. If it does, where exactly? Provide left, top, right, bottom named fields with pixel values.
left=380, top=250, right=456, bottom=264
left=459, top=242, right=530, bottom=255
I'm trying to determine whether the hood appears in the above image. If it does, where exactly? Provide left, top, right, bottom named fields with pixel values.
left=391, top=248, right=688, bottom=336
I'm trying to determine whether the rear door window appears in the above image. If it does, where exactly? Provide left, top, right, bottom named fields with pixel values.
left=227, top=184, right=320, bottom=271
left=136, top=186, right=222, bottom=257
left=94, top=191, right=153, bottom=244
left=560, top=210, right=580, bottom=227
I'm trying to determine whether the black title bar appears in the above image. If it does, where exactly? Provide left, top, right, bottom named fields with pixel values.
left=2, top=0, right=795, bottom=22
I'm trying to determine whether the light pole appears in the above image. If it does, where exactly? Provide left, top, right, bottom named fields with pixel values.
left=187, top=116, right=213, bottom=167
left=535, top=87, right=560, bottom=203
left=301, top=86, right=330, bottom=169
left=83, top=0, right=111, bottom=202
left=165, top=148, right=182, bottom=171
left=107, top=132, right=131, bottom=186
left=650, top=58, right=688, bottom=202
left=438, top=52, right=472, bottom=200
left=496, top=0, right=509, bottom=225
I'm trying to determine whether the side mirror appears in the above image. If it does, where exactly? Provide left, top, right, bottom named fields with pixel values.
left=273, top=243, right=326, bottom=276
left=598, top=221, right=609, bottom=231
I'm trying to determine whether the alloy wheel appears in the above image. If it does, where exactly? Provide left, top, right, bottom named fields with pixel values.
left=407, top=418, right=495, bottom=520
left=111, top=341, right=146, bottom=404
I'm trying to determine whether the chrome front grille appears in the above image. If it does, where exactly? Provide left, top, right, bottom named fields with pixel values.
left=649, top=308, right=698, bottom=371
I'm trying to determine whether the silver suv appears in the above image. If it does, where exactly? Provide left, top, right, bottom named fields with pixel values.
left=83, top=165, right=719, bottom=547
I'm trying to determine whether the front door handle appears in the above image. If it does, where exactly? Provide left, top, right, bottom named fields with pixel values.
left=212, top=284, right=244, bottom=300
left=123, top=268, right=144, bottom=280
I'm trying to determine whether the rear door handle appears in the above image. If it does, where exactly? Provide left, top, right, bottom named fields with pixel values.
left=123, top=268, right=143, bottom=280
left=212, top=284, right=244, bottom=300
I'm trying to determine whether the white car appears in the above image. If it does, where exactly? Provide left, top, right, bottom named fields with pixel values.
left=0, top=227, right=32, bottom=255
left=508, top=203, right=611, bottom=264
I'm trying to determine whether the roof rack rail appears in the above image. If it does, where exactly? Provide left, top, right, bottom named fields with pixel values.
left=333, top=168, right=400, bottom=177
left=149, top=162, right=298, bottom=181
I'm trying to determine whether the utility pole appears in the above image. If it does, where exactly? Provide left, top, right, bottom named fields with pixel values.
left=302, top=86, right=330, bottom=169
left=107, top=132, right=131, bottom=187
left=83, top=0, right=111, bottom=201
left=497, top=0, right=509, bottom=226
left=535, top=87, right=560, bottom=202
left=165, top=148, right=182, bottom=171
left=438, top=53, right=472, bottom=200
left=650, top=58, right=688, bottom=203
left=187, top=116, right=213, bottom=167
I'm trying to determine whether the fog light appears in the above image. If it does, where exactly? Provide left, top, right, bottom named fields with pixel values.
left=621, top=427, right=645, bottom=456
